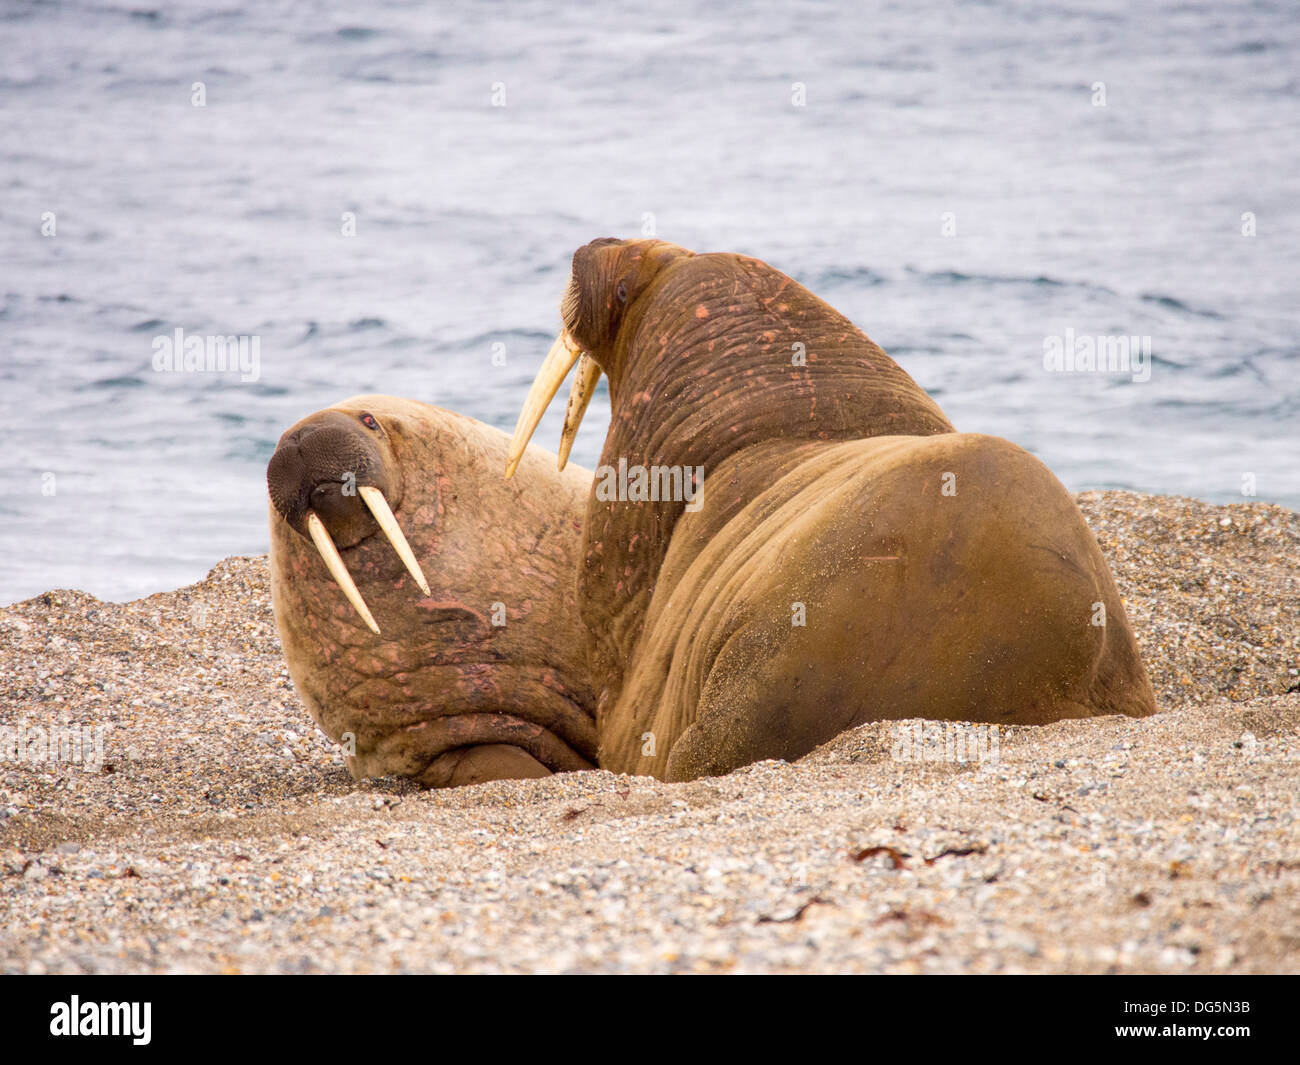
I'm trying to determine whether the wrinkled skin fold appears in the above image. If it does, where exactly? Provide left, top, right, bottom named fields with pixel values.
left=267, top=396, right=598, bottom=788
left=508, top=239, right=1157, bottom=780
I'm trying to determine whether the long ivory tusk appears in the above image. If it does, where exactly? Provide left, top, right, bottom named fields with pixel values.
left=306, top=510, right=381, bottom=635
left=505, top=331, right=583, bottom=479
left=557, top=354, right=601, bottom=472
left=358, top=485, right=431, bottom=597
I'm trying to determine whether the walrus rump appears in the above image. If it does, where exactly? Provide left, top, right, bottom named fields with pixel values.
left=597, top=433, right=1156, bottom=780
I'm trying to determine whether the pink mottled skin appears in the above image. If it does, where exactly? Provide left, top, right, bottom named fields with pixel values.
left=268, top=396, right=598, bottom=788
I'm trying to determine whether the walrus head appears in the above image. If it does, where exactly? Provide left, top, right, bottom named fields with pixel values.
left=267, top=407, right=426, bottom=634
left=267, top=397, right=599, bottom=786
left=558, top=238, right=694, bottom=367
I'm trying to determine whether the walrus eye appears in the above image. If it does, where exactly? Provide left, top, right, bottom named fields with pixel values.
left=360, top=413, right=380, bottom=431
left=616, top=280, right=628, bottom=304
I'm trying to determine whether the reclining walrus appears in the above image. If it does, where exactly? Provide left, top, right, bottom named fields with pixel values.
left=505, top=238, right=1157, bottom=781
left=266, top=396, right=598, bottom=788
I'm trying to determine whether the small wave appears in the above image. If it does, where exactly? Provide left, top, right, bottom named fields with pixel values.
left=0, top=75, right=51, bottom=91
left=812, top=266, right=888, bottom=287
left=911, top=268, right=1128, bottom=304
left=916, top=268, right=1066, bottom=289
left=1206, top=359, right=1268, bottom=383
left=348, top=317, right=387, bottom=331
left=339, top=51, right=446, bottom=84
left=457, top=328, right=558, bottom=350
left=130, top=318, right=167, bottom=333
left=91, top=374, right=146, bottom=389
left=229, top=441, right=278, bottom=466
left=1145, top=395, right=1280, bottom=419
left=1147, top=352, right=1190, bottom=371
left=106, top=76, right=194, bottom=92
left=1139, top=293, right=1223, bottom=320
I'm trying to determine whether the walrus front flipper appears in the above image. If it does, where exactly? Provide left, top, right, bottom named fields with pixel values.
left=603, top=433, right=1156, bottom=782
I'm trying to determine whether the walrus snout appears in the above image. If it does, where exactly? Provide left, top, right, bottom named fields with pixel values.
left=267, top=416, right=390, bottom=536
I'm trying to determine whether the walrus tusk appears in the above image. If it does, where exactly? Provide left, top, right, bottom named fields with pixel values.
left=505, top=330, right=583, bottom=478
left=557, top=354, right=601, bottom=471
left=357, top=485, right=431, bottom=597
left=306, top=510, right=381, bottom=635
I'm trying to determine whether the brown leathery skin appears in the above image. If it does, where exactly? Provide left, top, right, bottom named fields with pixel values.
left=268, top=396, right=598, bottom=788
left=553, top=238, right=1155, bottom=778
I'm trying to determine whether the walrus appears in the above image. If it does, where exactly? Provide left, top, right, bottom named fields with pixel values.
left=506, top=238, right=1157, bottom=781
left=266, top=395, right=598, bottom=788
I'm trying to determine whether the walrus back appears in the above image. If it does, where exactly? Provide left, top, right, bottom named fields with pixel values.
left=599, top=433, right=1156, bottom=780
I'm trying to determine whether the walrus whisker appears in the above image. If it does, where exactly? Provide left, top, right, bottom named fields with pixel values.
left=557, top=353, right=601, bottom=471
left=505, top=330, right=582, bottom=478
left=357, top=485, right=431, bottom=597
left=305, top=510, right=381, bottom=635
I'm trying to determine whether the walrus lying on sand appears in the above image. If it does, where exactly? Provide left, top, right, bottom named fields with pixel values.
left=506, top=239, right=1156, bottom=781
left=266, top=396, right=598, bottom=787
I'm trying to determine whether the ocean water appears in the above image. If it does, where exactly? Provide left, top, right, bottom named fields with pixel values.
left=1, top=0, right=1297, bottom=605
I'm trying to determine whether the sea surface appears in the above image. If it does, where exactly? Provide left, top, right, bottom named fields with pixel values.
left=1, top=0, right=1297, bottom=604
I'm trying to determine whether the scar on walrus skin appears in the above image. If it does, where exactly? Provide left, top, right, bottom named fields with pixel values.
left=507, top=239, right=1157, bottom=781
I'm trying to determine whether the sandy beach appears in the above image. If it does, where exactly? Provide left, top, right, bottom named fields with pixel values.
left=1, top=490, right=1296, bottom=974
